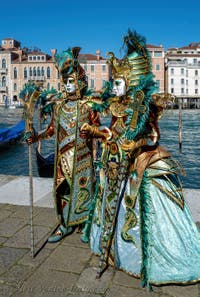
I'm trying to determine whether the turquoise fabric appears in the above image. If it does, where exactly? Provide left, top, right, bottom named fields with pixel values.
left=90, top=157, right=200, bottom=286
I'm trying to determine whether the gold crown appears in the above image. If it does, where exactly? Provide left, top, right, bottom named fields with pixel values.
left=107, top=29, right=151, bottom=87
left=107, top=51, right=149, bottom=87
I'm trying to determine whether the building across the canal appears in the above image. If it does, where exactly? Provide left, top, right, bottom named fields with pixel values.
left=0, top=37, right=199, bottom=108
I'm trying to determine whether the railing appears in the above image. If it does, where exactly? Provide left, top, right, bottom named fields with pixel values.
left=27, top=76, right=45, bottom=81
left=0, top=86, right=7, bottom=92
left=0, top=68, right=7, bottom=74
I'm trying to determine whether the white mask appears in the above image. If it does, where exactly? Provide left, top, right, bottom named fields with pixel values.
left=112, top=78, right=126, bottom=97
left=64, top=77, right=76, bottom=94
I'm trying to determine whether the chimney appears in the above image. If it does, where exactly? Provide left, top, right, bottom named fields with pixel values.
left=96, top=49, right=100, bottom=61
left=51, top=48, right=57, bottom=60
left=18, top=49, right=22, bottom=62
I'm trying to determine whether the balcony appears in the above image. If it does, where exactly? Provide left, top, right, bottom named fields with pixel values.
left=27, top=76, right=46, bottom=81
left=0, top=68, right=7, bottom=74
left=0, top=86, right=7, bottom=92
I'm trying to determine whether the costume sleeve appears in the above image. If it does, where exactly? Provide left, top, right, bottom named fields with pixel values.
left=37, top=117, right=55, bottom=141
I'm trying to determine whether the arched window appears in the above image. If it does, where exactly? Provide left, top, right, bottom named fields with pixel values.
left=47, top=67, right=50, bottom=78
left=33, top=67, right=36, bottom=77
left=90, top=79, right=94, bottom=88
left=29, top=67, right=33, bottom=77
left=37, top=67, right=40, bottom=76
left=41, top=67, right=45, bottom=76
left=2, top=59, right=6, bottom=69
left=14, top=67, right=17, bottom=79
left=24, top=67, right=27, bottom=79
left=2, top=76, right=6, bottom=87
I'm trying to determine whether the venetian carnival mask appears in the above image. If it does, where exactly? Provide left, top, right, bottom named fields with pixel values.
left=64, top=76, right=76, bottom=94
left=112, top=77, right=126, bottom=97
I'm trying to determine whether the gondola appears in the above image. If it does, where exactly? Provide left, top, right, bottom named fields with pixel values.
left=0, top=119, right=25, bottom=149
left=36, top=142, right=54, bottom=177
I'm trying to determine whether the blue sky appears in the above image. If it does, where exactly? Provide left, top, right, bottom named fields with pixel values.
left=0, top=0, right=200, bottom=58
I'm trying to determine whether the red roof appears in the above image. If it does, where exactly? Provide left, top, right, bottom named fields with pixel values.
left=79, top=53, right=105, bottom=60
left=147, top=44, right=163, bottom=49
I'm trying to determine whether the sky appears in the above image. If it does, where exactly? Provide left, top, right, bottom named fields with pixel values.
left=0, top=0, right=200, bottom=58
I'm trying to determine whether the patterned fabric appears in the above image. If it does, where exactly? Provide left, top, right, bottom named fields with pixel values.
left=88, top=95, right=200, bottom=287
left=90, top=142, right=200, bottom=287
left=53, top=99, right=95, bottom=227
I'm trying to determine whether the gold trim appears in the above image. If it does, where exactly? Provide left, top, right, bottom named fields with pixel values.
left=152, top=179, right=184, bottom=209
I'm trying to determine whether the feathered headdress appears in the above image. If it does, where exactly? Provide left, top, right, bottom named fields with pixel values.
left=54, top=47, right=87, bottom=97
left=107, top=29, right=151, bottom=88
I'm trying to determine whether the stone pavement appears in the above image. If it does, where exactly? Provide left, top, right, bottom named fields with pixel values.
left=0, top=175, right=200, bottom=297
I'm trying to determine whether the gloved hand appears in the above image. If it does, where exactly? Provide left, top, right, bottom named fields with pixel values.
left=80, top=124, right=112, bottom=141
left=24, top=129, right=38, bottom=145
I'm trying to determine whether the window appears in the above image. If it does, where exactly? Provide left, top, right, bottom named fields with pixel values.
left=14, top=67, right=17, bottom=79
left=91, top=65, right=95, bottom=72
left=41, top=56, right=45, bottom=61
left=195, top=80, right=198, bottom=85
left=37, top=56, right=41, bottom=61
left=29, top=56, right=32, bottom=61
left=170, top=68, right=174, bottom=75
left=2, top=59, right=6, bottom=68
left=47, top=67, right=50, bottom=78
left=33, top=56, right=36, bottom=61
left=2, top=76, right=6, bottom=87
left=37, top=67, right=40, bottom=76
left=47, top=83, right=50, bottom=90
left=41, top=67, right=45, bottom=76
left=195, top=89, right=198, bottom=94
left=13, top=83, right=17, bottom=91
left=102, top=65, right=106, bottom=72
left=181, top=78, right=184, bottom=84
left=33, top=67, right=36, bottom=77
left=193, top=59, right=197, bottom=64
left=102, top=80, right=106, bottom=87
left=90, top=79, right=94, bottom=88
left=171, top=88, right=174, bottom=94
left=195, top=70, right=198, bottom=76
left=181, top=68, right=184, bottom=75
left=186, top=70, right=188, bottom=77
left=155, top=64, right=160, bottom=71
left=58, top=83, right=60, bottom=91
left=29, top=67, right=33, bottom=77
left=154, top=51, right=162, bottom=57
left=186, top=80, right=188, bottom=85
left=186, top=89, right=188, bottom=94
left=171, top=78, right=174, bottom=85
left=156, top=80, right=160, bottom=91
left=181, top=88, right=184, bottom=94
left=24, top=67, right=27, bottom=79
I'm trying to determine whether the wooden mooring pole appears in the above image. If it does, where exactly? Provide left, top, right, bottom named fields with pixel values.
left=178, top=98, right=182, bottom=153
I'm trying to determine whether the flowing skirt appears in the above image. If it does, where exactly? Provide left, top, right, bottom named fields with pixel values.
left=90, top=159, right=200, bottom=287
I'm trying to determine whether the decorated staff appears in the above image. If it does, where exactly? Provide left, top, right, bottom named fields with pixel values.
left=19, top=83, right=42, bottom=257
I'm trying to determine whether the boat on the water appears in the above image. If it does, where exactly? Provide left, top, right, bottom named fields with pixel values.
left=36, top=142, right=54, bottom=177
left=0, top=119, right=25, bottom=148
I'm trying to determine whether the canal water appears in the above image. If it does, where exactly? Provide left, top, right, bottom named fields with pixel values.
left=0, top=106, right=199, bottom=189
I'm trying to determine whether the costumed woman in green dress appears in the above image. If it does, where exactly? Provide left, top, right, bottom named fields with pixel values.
left=25, top=47, right=100, bottom=243
left=80, top=30, right=200, bottom=288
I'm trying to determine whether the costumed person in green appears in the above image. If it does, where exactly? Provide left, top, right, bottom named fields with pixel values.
left=25, top=47, right=100, bottom=243
left=80, top=29, right=200, bottom=288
